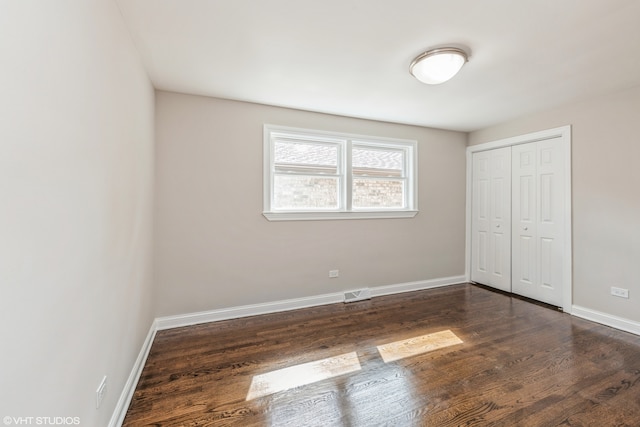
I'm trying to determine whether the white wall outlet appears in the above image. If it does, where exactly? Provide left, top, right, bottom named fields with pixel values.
left=96, top=376, right=107, bottom=409
left=329, top=269, right=339, bottom=278
left=611, top=287, right=629, bottom=299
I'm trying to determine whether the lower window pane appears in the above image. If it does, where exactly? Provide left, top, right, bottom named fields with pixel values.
left=353, top=178, right=404, bottom=208
left=274, top=175, right=339, bottom=209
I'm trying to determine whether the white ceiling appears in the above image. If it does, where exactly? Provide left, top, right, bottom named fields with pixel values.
left=116, top=0, right=640, bottom=132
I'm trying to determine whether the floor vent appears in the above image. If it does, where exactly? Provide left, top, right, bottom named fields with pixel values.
left=344, top=288, right=371, bottom=303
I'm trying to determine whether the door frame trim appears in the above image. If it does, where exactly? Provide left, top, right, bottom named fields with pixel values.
left=465, top=125, right=573, bottom=312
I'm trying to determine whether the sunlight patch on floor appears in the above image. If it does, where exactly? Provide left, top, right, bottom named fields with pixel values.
left=246, top=352, right=361, bottom=400
left=377, top=330, right=463, bottom=363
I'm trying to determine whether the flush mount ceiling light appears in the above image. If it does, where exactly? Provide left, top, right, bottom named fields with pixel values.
left=410, top=47, right=469, bottom=85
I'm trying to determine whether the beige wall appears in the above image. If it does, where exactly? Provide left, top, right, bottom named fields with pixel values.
left=469, top=85, right=640, bottom=322
left=154, top=92, right=467, bottom=316
left=0, top=1, right=155, bottom=424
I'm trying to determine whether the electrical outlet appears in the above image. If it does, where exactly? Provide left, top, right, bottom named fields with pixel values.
left=611, top=287, right=629, bottom=299
left=329, top=270, right=339, bottom=278
left=96, top=376, right=107, bottom=409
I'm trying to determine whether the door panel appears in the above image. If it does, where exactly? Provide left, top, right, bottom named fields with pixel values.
left=540, top=237, right=553, bottom=288
left=471, top=148, right=511, bottom=292
left=540, top=174, right=553, bottom=222
left=512, top=140, right=565, bottom=306
left=518, top=235, right=533, bottom=284
left=512, top=143, right=536, bottom=297
left=477, top=231, right=487, bottom=272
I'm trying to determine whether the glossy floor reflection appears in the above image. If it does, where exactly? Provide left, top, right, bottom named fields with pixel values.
left=246, top=351, right=361, bottom=400
left=245, top=330, right=461, bottom=401
left=377, top=329, right=463, bottom=363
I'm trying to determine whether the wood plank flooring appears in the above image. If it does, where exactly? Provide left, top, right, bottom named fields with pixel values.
left=123, top=284, right=640, bottom=426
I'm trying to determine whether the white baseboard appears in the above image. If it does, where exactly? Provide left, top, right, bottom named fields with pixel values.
left=108, top=321, right=157, bottom=427
left=370, top=275, right=466, bottom=298
left=155, top=291, right=345, bottom=330
left=155, top=275, right=467, bottom=330
left=110, top=275, right=466, bottom=426
left=572, top=305, right=640, bottom=336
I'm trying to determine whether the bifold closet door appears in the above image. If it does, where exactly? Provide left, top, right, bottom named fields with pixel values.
left=512, top=140, right=565, bottom=306
left=471, top=147, right=511, bottom=292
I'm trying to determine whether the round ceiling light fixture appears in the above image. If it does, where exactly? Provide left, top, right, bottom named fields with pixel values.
left=409, top=47, right=469, bottom=85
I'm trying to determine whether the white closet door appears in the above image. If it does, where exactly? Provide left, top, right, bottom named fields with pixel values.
left=471, top=148, right=512, bottom=292
left=512, top=140, right=565, bottom=306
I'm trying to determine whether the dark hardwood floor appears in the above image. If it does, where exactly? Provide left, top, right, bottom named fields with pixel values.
left=123, top=284, right=640, bottom=426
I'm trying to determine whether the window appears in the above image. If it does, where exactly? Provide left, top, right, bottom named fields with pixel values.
left=264, top=125, right=418, bottom=221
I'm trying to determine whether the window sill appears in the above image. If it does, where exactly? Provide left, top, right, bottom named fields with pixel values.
left=262, top=210, right=418, bottom=221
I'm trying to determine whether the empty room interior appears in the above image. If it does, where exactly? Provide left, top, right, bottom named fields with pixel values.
left=2, top=1, right=640, bottom=426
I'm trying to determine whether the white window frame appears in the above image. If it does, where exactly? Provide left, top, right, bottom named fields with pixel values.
left=263, top=124, right=418, bottom=221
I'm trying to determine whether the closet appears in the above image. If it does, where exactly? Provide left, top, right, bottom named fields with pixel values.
left=469, top=127, right=571, bottom=308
